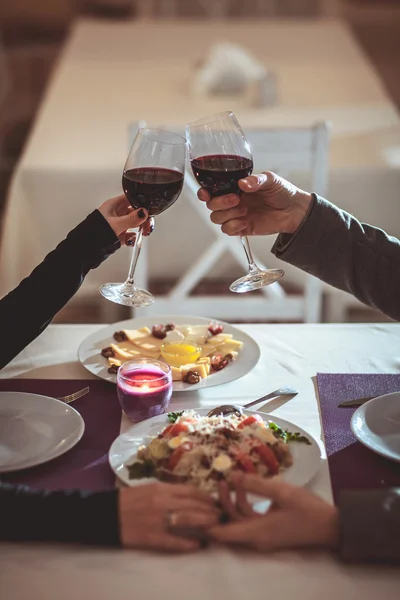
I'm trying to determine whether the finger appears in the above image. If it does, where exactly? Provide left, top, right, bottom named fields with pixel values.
left=165, top=497, right=221, bottom=516
left=217, top=481, right=241, bottom=521
left=124, top=232, right=136, bottom=247
left=171, top=484, right=217, bottom=505
left=234, top=480, right=258, bottom=518
left=209, top=518, right=261, bottom=544
left=114, top=195, right=132, bottom=216
left=168, top=509, right=220, bottom=531
left=210, top=205, right=247, bottom=225
left=142, top=217, right=155, bottom=237
left=206, top=194, right=240, bottom=212
left=221, top=219, right=248, bottom=236
left=198, top=188, right=211, bottom=202
left=239, top=475, right=295, bottom=506
left=238, top=173, right=269, bottom=193
left=128, top=207, right=148, bottom=227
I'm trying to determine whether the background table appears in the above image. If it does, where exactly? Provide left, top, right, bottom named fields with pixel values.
left=1, top=17, right=399, bottom=315
left=1, top=322, right=400, bottom=599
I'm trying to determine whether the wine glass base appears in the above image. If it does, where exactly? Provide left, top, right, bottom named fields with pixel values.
left=100, top=283, right=155, bottom=307
left=229, top=269, right=284, bottom=293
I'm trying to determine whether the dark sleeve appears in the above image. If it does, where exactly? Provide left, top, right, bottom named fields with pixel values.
left=0, top=210, right=120, bottom=369
left=272, top=194, right=400, bottom=321
left=0, top=481, right=121, bottom=545
left=338, top=488, right=400, bottom=563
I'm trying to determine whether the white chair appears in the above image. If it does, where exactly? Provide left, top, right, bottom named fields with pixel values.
left=128, top=121, right=330, bottom=322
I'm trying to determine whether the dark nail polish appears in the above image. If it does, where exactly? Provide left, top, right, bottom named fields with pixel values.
left=126, top=239, right=135, bottom=246
left=138, top=209, right=145, bottom=218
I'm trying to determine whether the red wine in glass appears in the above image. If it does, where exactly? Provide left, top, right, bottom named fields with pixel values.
left=122, top=167, right=184, bottom=216
left=186, top=111, right=284, bottom=293
left=100, top=128, right=186, bottom=307
left=190, top=154, right=253, bottom=197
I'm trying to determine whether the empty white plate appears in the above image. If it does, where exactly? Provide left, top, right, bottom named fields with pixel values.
left=0, top=391, right=85, bottom=473
left=351, top=392, right=400, bottom=463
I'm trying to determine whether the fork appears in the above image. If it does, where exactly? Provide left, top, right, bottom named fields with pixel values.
left=57, top=386, right=90, bottom=404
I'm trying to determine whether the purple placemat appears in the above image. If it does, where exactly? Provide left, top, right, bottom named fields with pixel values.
left=317, top=373, right=400, bottom=504
left=0, top=379, right=121, bottom=491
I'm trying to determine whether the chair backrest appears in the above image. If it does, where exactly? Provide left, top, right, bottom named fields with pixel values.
left=128, top=121, right=330, bottom=196
left=245, top=123, right=330, bottom=197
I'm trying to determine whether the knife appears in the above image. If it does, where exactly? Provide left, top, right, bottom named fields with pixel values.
left=338, top=396, right=376, bottom=408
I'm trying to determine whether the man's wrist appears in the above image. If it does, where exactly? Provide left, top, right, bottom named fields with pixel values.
left=286, top=192, right=313, bottom=233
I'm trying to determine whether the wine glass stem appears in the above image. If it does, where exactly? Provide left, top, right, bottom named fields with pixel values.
left=240, top=235, right=259, bottom=273
left=123, top=227, right=144, bottom=291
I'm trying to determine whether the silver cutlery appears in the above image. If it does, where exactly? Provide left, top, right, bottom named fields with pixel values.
left=337, top=395, right=377, bottom=408
left=207, top=386, right=298, bottom=418
left=57, top=386, right=90, bottom=404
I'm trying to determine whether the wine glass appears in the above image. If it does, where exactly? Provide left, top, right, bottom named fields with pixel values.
left=186, top=111, right=284, bottom=293
left=100, top=128, right=186, bottom=307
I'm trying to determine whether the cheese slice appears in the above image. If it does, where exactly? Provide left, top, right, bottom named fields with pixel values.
left=215, top=339, right=243, bottom=353
left=207, top=333, right=233, bottom=344
left=180, top=363, right=208, bottom=379
left=184, top=325, right=210, bottom=345
left=170, top=366, right=182, bottom=381
left=129, top=333, right=165, bottom=353
left=110, top=342, right=159, bottom=360
left=108, top=357, right=123, bottom=367
left=197, top=357, right=211, bottom=374
left=122, top=327, right=151, bottom=344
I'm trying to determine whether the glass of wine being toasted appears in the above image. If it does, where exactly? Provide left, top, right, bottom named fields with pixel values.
left=100, top=128, right=186, bottom=307
left=186, top=111, right=284, bottom=293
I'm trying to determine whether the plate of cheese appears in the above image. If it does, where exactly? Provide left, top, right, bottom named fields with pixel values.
left=78, top=315, right=260, bottom=391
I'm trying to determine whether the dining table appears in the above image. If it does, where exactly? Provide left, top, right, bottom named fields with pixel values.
left=1, top=321, right=400, bottom=599
left=1, top=17, right=400, bottom=320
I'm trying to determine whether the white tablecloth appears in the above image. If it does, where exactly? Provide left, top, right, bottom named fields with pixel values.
left=1, top=18, right=400, bottom=305
left=1, top=323, right=400, bottom=598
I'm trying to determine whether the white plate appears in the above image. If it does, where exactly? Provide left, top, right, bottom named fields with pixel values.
left=78, top=315, right=260, bottom=392
left=109, top=408, right=322, bottom=496
left=0, top=391, right=85, bottom=473
left=351, top=392, right=400, bottom=462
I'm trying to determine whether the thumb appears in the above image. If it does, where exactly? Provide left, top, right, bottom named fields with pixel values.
left=120, top=207, right=148, bottom=231
left=239, top=475, right=296, bottom=507
left=238, top=172, right=276, bottom=194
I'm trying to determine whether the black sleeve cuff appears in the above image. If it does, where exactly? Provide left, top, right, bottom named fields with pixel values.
left=0, top=482, right=121, bottom=546
left=272, top=193, right=318, bottom=257
left=339, top=489, right=400, bottom=563
left=68, top=209, right=120, bottom=254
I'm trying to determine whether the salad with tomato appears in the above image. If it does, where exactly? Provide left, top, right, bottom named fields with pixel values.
left=126, top=411, right=307, bottom=492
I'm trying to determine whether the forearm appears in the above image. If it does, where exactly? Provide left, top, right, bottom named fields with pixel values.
left=0, top=481, right=120, bottom=545
left=339, top=489, right=400, bottom=563
left=0, top=210, right=119, bottom=369
left=272, top=195, right=400, bottom=321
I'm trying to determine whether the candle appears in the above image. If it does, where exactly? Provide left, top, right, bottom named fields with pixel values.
left=117, top=359, right=173, bottom=422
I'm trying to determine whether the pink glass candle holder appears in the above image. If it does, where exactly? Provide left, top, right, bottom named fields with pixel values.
left=117, top=359, right=173, bottom=422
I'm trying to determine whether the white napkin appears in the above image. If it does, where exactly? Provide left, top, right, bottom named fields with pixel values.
left=192, top=42, right=267, bottom=96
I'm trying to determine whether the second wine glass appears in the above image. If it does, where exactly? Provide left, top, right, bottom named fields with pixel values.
left=186, top=111, right=284, bottom=293
left=100, top=128, right=186, bottom=307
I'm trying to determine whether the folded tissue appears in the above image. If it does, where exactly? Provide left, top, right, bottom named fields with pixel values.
left=192, top=42, right=277, bottom=107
